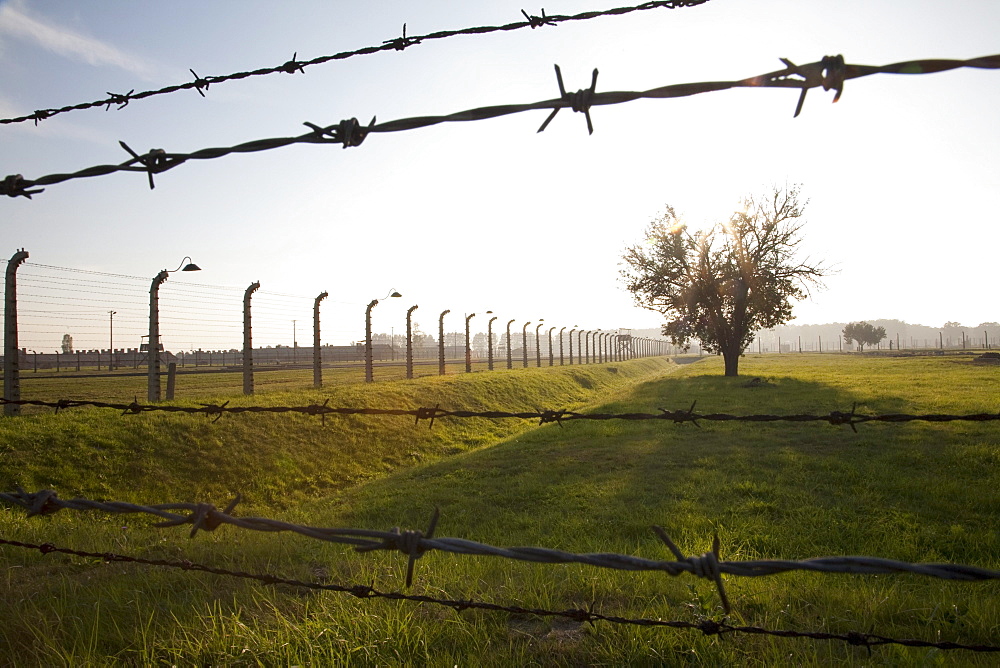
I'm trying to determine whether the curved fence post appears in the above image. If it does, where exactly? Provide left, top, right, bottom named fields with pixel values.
left=406, top=304, right=419, bottom=379
left=3, top=249, right=29, bottom=417
left=438, top=310, right=450, bottom=375
left=313, top=291, right=328, bottom=388
left=243, top=282, right=261, bottom=395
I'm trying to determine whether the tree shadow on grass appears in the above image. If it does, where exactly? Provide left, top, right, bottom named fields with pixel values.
left=331, top=370, right=906, bottom=538
left=331, top=364, right=1000, bottom=563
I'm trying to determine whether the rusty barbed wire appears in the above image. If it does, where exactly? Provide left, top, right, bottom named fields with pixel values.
left=3, top=488, right=999, bottom=617
left=0, top=1, right=711, bottom=127
left=2, top=397, right=998, bottom=431
left=3, top=53, right=998, bottom=198
left=1, top=536, right=996, bottom=653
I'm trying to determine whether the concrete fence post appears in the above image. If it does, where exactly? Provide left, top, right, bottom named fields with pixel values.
left=438, top=310, right=450, bottom=375
left=4, top=249, right=29, bottom=416
left=406, top=304, right=418, bottom=379
left=465, top=313, right=476, bottom=373
left=243, top=282, right=260, bottom=395
left=505, top=319, right=515, bottom=370
left=313, top=291, right=328, bottom=388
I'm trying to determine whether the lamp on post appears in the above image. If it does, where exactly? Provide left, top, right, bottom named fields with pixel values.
left=148, top=257, right=200, bottom=402
left=486, top=312, right=497, bottom=371
left=521, top=321, right=531, bottom=368
left=535, top=320, right=545, bottom=367
left=569, top=327, right=577, bottom=365
left=365, top=289, right=401, bottom=383
left=438, top=309, right=450, bottom=375
left=559, top=327, right=567, bottom=365
left=506, top=319, right=515, bottom=370
left=464, top=313, right=476, bottom=373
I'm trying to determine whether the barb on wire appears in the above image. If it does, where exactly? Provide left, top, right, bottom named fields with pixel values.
left=537, top=65, right=599, bottom=134
left=3, top=488, right=999, bottom=616
left=521, top=8, right=558, bottom=29
left=384, top=24, right=422, bottom=51
left=3, top=396, right=998, bottom=432
left=105, top=90, right=134, bottom=111
left=0, top=0, right=711, bottom=126
left=1, top=537, right=995, bottom=652
left=281, top=52, right=306, bottom=75
left=189, top=69, right=210, bottom=97
left=3, top=52, right=998, bottom=198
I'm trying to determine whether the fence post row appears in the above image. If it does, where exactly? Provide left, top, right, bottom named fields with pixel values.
left=243, top=282, right=260, bottom=395
left=1, top=251, right=676, bottom=398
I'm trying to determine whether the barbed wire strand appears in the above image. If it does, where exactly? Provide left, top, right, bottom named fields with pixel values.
left=2, top=397, right=997, bottom=431
left=3, top=53, right=998, bottom=199
left=3, top=488, right=998, bottom=618
left=0, top=1, right=711, bottom=127
left=0, top=537, right=995, bottom=653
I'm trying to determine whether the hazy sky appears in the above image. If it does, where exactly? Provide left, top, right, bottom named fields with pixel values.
left=2, top=0, right=998, bottom=351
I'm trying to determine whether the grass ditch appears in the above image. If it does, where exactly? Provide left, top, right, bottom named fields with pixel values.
left=1, top=354, right=999, bottom=665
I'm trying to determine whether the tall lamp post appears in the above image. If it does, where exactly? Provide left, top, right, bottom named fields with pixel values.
left=521, top=321, right=531, bottom=368
left=464, top=313, right=476, bottom=373
left=148, top=256, right=200, bottom=402
left=569, top=327, right=577, bottom=365
left=535, top=320, right=545, bottom=367
left=438, top=309, right=450, bottom=375
left=365, top=289, right=401, bottom=383
left=506, top=319, right=515, bottom=370
left=487, top=312, right=497, bottom=371
left=559, top=327, right=568, bottom=365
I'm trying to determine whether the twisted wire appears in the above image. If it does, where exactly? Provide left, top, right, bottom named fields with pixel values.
left=1, top=536, right=996, bottom=652
left=3, top=53, right=998, bottom=198
left=3, top=489, right=998, bottom=617
left=0, top=1, right=711, bottom=126
left=1, top=397, right=997, bottom=431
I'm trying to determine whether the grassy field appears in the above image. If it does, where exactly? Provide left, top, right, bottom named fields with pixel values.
left=0, top=353, right=998, bottom=665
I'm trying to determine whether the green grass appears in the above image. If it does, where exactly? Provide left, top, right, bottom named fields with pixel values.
left=8, top=358, right=516, bottom=405
left=1, top=353, right=999, bottom=665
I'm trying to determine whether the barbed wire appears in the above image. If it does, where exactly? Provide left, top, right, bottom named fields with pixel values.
left=3, top=488, right=998, bottom=617
left=1, top=536, right=995, bottom=653
left=3, top=53, right=998, bottom=199
left=2, top=397, right=998, bottom=431
left=0, top=1, right=711, bottom=127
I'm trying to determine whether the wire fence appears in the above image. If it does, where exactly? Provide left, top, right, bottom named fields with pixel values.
left=4, top=52, right=999, bottom=199
left=0, top=0, right=711, bottom=126
left=3, top=396, right=998, bottom=432
left=1, top=536, right=996, bottom=654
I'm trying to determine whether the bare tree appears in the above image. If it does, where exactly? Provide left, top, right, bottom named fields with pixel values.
left=621, top=185, right=827, bottom=376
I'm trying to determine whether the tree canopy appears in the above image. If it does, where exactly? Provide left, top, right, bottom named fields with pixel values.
left=842, top=321, right=887, bottom=351
left=621, top=185, right=826, bottom=376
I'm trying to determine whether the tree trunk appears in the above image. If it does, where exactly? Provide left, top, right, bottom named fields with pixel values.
left=722, top=346, right=740, bottom=376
